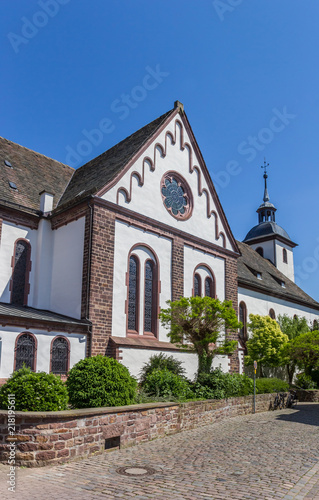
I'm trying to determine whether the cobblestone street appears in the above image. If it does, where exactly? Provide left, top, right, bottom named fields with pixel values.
left=1, top=403, right=319, bottom=500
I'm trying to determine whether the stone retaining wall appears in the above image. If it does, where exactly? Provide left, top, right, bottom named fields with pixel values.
left=0, top=393, right=277, bottom=468
left=297, top=389, right=319, bottom=402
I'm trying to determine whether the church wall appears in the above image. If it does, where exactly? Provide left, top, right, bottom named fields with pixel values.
left=50, top=217, right=85, bottom=319
left=249, top=240, right=274, bottom=263
left=0, top=327, right=87, bottom=380
left=238, top=286, right=319, bottom=328
left=101, top=118, right=233, bottom=251
left=183, top=245, right=225, bottom=299
left=275, top=241, right=294, bottom=282
left=0, top=221, right=38, bottom=305
left=111, top=220, right=172, bottom=341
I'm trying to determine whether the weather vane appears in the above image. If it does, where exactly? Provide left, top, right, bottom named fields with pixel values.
left=261, top=158, right=269, bottom=177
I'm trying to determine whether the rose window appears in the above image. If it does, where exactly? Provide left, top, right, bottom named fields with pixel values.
left=161, top=173, right=193, bottom=220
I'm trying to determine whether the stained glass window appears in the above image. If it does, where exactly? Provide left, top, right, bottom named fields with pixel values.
left=239, top=302, right=247, bottom=341
left=269, top=309, right=276, bottom=320
left=205, top=277, right=214, bottom=298
left=128, top=256, right=138, bottom=331
left=15, top=334, right=36, bottom=371
left=162, top=177, right=188, bottom=217
left=144, top=260, right=154, bottom=332
left=194, top=274, right=201, bottom=297
left=51, top=337, right=69, bottom=375
left=11, top=240, right=30, bottom=305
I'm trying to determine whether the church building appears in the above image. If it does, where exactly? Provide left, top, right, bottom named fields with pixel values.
left=0, top=101, right=318, bottom=382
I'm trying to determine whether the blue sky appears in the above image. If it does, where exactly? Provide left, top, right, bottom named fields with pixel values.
left=1, top=0, right=319, bottom=300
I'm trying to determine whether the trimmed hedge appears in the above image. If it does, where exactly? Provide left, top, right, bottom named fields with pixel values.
left=66, top=355, right=137, bottom=408
left=0, top=367, right=68, bottom=411
left=255, top=377, right=289, bottom=394
left=192, top=368, right=254, bottom=400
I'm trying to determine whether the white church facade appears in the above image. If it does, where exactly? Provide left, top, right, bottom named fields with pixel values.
left=0, top=101, right=318, bottom=382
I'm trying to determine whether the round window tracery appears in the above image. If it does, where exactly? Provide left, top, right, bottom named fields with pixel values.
left=161, top=172, right=193, bottom=220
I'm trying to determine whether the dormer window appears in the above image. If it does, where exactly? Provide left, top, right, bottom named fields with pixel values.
left=256, top=272, right=262, bottom=280
left=9, top=181, right=17, bottom=190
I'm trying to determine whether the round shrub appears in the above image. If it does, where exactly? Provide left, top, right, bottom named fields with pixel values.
left=192, top=368, right=254, bottom=400
left=255, top=377, right=289, bottom=394
left=139, top=353, right=186, bottom=385
left=143, top=368, right=193, bottom=400
left=0, top=367, right=68, bottom=411
left=66, top=355, right=137, bottom=408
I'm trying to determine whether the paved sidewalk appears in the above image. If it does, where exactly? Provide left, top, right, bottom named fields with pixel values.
left=0, top=403, right=319, bottom=500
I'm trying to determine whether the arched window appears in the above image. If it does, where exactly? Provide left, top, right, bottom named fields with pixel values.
left=50, top=337, right=70, bottom=375
left=11, top=239, right=31, bottom=305
left=313, top=319, right=319, bottom=331
left=256, top=247, right=264, bottom=257
left=283, top=248, right=288, bottom=264
left=14, top=333, right=36, bottom=371
left=205, top=277, right=215, bottom=298
left=194, top=273, right=201, bottom=297
left=239, top=302, right=247, bottom=342
left=128, top=255, right=139, bottom=332
left=269, top=308, right=276, bottom=320
left=144, top=260, right=156, bottom=334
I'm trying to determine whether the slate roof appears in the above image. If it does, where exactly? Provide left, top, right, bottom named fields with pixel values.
left=0, top=302, right=90, bottom=327
left=58, top=109, right=174, bottom=208
left=237, top=241, right=319, bottom=310
left=0, top=137, right=74, bottom=212
left=243, top=221, right=295, bottom=245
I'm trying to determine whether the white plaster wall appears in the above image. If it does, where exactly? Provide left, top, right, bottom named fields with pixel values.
left=0, top=222, right=38, bottom=305
left=112, top=221, right=172, bottom=341
left=32, top=219, right=53, bottom=310
left=275, top=241, right=294, bottom=282
left=238, top=287, right=319, bottom=333
left=0, top=327, right=87, bottom=379
left=102, top=118, right=234, bottom=251
left=183, top=245, right=225, bottom=300
left=50, top=218, right=85, bottom=319
left=249, top=240, right=274, bottom=263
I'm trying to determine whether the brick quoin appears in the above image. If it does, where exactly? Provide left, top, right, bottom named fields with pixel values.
left=225, top=256, right=240, bottom=373
left=88, top=205, right=115, bottom=356
left=171, top=236, right=184, bottom=301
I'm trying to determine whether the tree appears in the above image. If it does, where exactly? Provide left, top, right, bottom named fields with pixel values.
left=159, top=296, right=241, bottom=376
left=277, top=314, right=310, bottom=383
left=287, top=331, right=319, bottom=377
left=245, top=314, right=289, bottom=377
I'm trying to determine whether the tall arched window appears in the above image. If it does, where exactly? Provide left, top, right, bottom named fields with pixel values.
left=205, top=277, right=215, bottom=298
left=256, top=247, right=264, bottom=257
left=14, top=333, right=36, bottom=371
left=239, top=302, right=247, bottom=342
left=50, top=337, right=70, bottom=375
left=144, top=260, right=156, bottom=334
left=194, top=273, right=201, bottom=297
left=11, top=239, right=31, bottom=305
left=128, top=255, right=139, bottom=332
left=269, top=308, right=276, bottom=320
left=283, top=248, right=288, bottom=264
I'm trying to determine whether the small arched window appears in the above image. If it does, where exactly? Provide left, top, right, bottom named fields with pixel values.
left=144, top=259, right=157, bottom=334
left=11, top=239, right=31, bottom=306
left=269, top=309, right=276, bottom=320
left=194, top=273, right=201, bottom=297
left=313, top=319, right=319, bottom=331
left=239, top=302, right=247, bottom=342
left=51, top=337, right=70, bottom=375
left=256, top=247, right=264, bottom=258
left=205, top=277, right=215, bottom=298
left=283, top=248, right=288, bottom=264
left=128, top=255, right=139, bottom=332
left=14, top=333, right=36, bottom=371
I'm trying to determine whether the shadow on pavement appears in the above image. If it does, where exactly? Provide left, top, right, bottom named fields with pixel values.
left=274, top=403, right=319, bottom=427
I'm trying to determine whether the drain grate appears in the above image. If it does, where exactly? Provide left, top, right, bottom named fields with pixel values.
left=116, top=466, right=156, bottom=476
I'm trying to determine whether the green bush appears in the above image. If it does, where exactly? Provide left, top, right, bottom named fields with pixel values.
left=295, top=373, right=317, bottom=389
left=142, top=368, right=193, bottom=400
left=192, top=368, right=254, bottom=400
left=0, top=367, right=68, bottom=411
left=66, top=355, right=137, bottom=408
left=139, top=353, right=186, bottom=385
left=255, top=377, right=289, bottom=394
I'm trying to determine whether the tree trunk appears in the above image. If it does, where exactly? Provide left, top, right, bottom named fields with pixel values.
left=197, top=352, right=214, bottom=376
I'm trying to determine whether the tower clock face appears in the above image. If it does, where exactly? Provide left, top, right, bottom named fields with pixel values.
left=161, top=172, right=193, bottom=220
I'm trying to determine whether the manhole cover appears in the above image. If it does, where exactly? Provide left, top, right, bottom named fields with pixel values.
left=116, top=466, right=156, bottom=476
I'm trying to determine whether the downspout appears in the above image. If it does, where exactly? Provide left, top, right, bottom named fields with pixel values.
left=85, top=197, right=94, bottom=357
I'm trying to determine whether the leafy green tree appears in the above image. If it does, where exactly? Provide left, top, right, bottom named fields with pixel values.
left=287, top=331, right=319, bottom=377
left=159, top=297, right=241, bottom=375
left=277, top=314, right=310, bottom=383
left=245, top=314, right=289, bottom=377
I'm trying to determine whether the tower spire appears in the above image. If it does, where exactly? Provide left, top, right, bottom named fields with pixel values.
left=261, top=158, right=269, bottom=202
